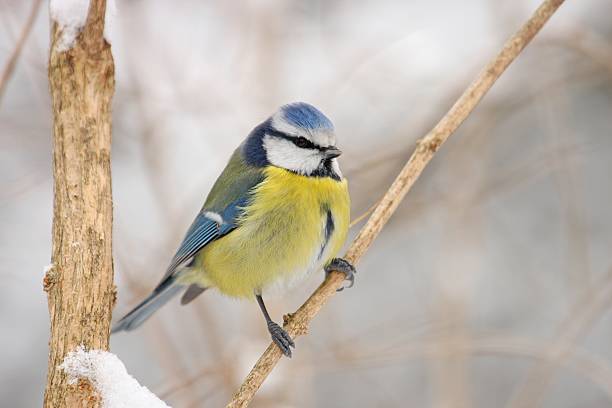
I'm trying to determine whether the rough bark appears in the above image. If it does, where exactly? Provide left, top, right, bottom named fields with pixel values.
left=43, top=1, right=115, bottom=407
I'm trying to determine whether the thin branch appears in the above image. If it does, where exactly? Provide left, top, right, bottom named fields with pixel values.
left=507, top=269, right=612, bottom=408
left=227, top=0, right=566, bottom=406
left=309, top=335, right=612, bottom=402
left=560, top=27, right=612, bottom=75
left=0, top=0, right=42, bottom=107
left=349, top=199, right=380, bottom=228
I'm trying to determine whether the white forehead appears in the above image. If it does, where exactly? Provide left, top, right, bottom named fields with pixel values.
left=271, top=111, right=336, bottom=147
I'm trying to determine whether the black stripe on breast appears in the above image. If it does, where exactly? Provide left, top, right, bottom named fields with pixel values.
left=319, top=207, right=334, bottom=260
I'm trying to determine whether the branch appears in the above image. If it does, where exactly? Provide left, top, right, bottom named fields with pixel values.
left=43, top=0, right=115, bottom=406
left=0, top=0, right=42, bottom=107
left=507, top=269, right=612, bottom=408
left=227, top=0, right=566, bottom=406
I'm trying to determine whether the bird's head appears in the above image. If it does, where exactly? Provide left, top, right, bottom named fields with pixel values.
left=243, top=102, right=342, bottom=180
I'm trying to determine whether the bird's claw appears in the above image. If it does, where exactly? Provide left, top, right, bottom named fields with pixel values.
left=325, top=257, right=356, bottom=292
left=268, top=321, right=295, bottom=358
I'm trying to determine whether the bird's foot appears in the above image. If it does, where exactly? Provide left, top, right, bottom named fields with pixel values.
left=325, top=257, right=356, bottom=292
left=268, top=321, right=295, bottom=358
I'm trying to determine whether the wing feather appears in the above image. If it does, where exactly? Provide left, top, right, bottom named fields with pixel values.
left=158, top=148, right=264, bottom=284
left=164, top=215, right=219, bottom=276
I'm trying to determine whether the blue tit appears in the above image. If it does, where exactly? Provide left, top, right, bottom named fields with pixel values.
left=112, top=102, right=355, bottom=357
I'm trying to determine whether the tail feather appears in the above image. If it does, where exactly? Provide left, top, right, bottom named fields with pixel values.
left=112, top=277, right=183, bottom=334
left=180, top=284, right=207, bottom=305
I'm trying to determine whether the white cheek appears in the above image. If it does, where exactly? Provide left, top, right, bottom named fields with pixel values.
left=263, top=135, right=321, bottom=175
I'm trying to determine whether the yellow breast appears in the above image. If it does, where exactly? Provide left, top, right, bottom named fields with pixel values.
left=196, top=166, right=350, bottom=298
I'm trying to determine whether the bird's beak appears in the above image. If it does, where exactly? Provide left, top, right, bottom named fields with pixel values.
left=323, top=146, right=342, bottom=159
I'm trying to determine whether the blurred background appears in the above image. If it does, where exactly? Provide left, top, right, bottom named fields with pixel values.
left=2, top=0, right=612, bottom=406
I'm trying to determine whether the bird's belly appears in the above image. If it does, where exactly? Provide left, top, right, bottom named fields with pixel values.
left=196, top=167, right=350, bottom=299
left=198, top=213, right=324, bottom=298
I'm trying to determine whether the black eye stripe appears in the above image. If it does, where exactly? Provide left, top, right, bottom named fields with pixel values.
left=294, top=137, right=316, bottom=149
left=266, top=128, right=322, bottom=151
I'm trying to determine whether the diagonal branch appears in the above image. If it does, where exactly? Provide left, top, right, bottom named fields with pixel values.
left=0, top=0, right=42, bottom=108
left=227, top=0, right=566, bottom=406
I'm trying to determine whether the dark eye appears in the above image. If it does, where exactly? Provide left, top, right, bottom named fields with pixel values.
left=295, top=137, right=310, bottom=148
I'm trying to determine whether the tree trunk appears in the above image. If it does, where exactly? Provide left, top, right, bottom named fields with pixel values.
left=43, top=1, right=115, bottom=406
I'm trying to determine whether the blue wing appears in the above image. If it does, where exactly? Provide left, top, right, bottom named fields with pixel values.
left=165, top=214, right=220, bottom=275
left=113, top=149, right=264, bottom=330
left=156, top=147, right=264, bottom=287
left=160, top=196, right=250, bottom=283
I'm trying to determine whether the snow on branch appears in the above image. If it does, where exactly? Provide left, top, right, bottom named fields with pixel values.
left=60, top=346, right=170, bottom=408
left=50, top=0, right=91, bottom=51
left=50, top=0, right=115, bottom=51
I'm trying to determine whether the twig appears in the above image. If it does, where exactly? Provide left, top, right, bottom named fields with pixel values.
left=507, top=269, right=612, bottom=408
left=0, top=0, right=42, bottom=107
left=227, top=0, right=566, bottom=406
left=349, top=199, right=380, bottom=228
left=308, top=335, right=612, bottom=402
left=547, top=26, right=612, bottom=76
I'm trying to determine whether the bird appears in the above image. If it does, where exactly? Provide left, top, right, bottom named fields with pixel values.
left=112, top=102, right=355, bottom=357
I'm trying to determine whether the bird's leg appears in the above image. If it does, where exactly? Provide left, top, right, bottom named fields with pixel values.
left=325, top=257, right=356, bottom=292
left=256, top=294, right=295, bottom=357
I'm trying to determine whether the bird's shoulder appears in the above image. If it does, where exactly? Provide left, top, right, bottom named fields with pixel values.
left=159, top=147, right=263, bottom=282
left=203, top=146, right=266, bottom=213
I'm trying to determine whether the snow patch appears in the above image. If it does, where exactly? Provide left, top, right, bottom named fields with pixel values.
left=60, top=346, right=170, bottom=408
left=50, top=0, right=116, bottom=51
left=50, top=0, right=91, bottom=51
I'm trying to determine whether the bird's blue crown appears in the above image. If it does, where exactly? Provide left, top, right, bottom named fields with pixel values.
left=243, top=102, right=334, bottom=167
left=280, top=102, right=334, bottom=131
